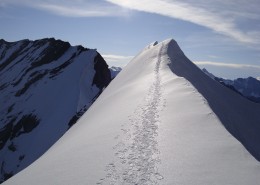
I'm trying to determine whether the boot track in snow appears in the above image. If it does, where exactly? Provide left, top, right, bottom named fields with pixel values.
left=97, top=44, right=165, bottom=185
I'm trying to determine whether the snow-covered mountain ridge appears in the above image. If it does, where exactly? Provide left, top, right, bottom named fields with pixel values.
left=0, top=38, right=111, bottom=182
left=202, top=68, right=260, bottom=103
left=4, top=39, right=260, bottom=185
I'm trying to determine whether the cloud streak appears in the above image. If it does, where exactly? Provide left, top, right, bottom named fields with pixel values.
left=1, top=0, right=125, bottom=17
left=105, top=0, right=260, bottom=44
left=194, top=61, right=260, bottom=69
left=103, top=54, right=134, bottom=62
left=102, top=54, right=134, bottom=67
left=36, top=3, right=119, bottom=17
left=2, top=0, right=260, bottom=46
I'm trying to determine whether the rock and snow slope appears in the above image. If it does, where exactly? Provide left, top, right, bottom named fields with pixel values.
left=0, top=38, right=111, bottom=182
left=4, top=39, right=260, bottom=185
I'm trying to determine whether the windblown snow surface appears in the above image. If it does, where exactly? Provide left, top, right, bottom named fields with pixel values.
left=4, top=39, right=260, bottom=185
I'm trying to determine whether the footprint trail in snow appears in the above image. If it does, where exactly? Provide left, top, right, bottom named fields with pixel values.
left=97, top=45, right=165, bottom=185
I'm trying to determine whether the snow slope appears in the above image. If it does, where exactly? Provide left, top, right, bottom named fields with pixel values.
left=0, top=38, right=111, bottom=182
left=4, top=39, right=260, bottom=185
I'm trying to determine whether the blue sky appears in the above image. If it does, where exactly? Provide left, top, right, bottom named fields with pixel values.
left=1, top=0, right=260, bottom=79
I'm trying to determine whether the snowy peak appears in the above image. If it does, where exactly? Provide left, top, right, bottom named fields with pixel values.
left=3, top=38, right=260, bottom=185
left=131, top=38, right=260, bottom=161
left=0, top=38, right=111, bottom=182
left=143, top=41, right=158, bottom=50
left=143, top=39, right=184, bottom=55
left=165, top=38, right=184, bottom=53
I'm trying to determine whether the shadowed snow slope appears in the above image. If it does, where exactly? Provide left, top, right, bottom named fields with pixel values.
left=4, top=39, right=260, bottom=185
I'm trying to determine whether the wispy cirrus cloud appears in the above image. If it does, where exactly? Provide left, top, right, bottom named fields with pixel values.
left=194, top=61, right=260, bottom=69
left=35, top=3, right=120, bottom=17
left=102, top=54, right=134, bottom=61
left=105, top=0, right=260, bottom=45
left=0, top=0, right=126, bottom=17
left=2, top=0, right=260, bottom=46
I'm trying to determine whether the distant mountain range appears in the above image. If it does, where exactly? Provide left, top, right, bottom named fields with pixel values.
left=202, top=68, right=260, bottom=103
left=0, top=38, right=111, bottom=182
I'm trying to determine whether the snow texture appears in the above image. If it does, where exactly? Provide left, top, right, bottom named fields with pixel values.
left=3, top=39, right=260, bottom=185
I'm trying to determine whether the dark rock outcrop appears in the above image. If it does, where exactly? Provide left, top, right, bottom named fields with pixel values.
left=92, top=53, right=111, bottom=90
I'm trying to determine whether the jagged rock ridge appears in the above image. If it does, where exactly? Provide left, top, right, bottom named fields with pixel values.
left=0, top=38, right=111, bottom=182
